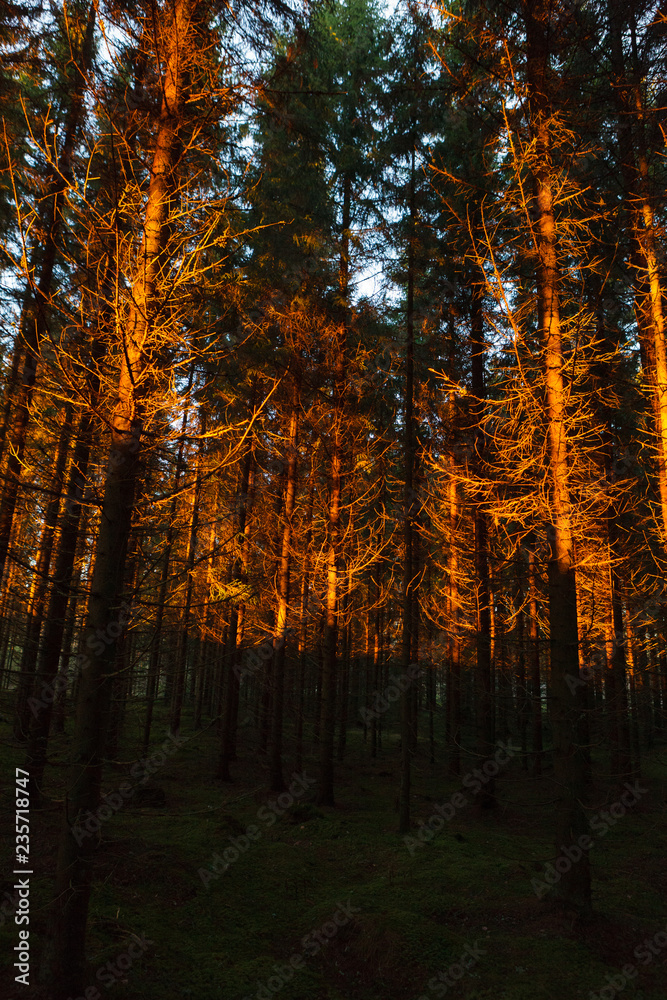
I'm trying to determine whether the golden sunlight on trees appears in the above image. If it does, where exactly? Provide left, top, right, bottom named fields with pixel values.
left=0, top=0, right=667, bottom=997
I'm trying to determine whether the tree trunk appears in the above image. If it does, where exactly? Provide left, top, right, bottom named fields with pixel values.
left=528, top=538, right=543, bottom=777
left=608, top=0, right=667, bottom=545
left=47, top=4, right=198, bottom=991
left=447, top=408, right=462, bottom=777
left=524, top=0, right=591, bottom=914
left=471, top=279, right=495, bottom=808
left=269, top=389, right=299, bottom=791
left=295, top=469, right=314, bottom=772
left=219, top=452, right=254, bottom=780
left=399, top=144, right=417, bottom=833
left=515, top=555, right=529, bottom=769
left=13, top=405, right=73, bottom=741
left=26, top=374, right=102, bottom=801
left=0, top=5, right=95, bottom=587
left=170, top=412, right=205, bottom=735
left=318, top=172, right=351, bottom=807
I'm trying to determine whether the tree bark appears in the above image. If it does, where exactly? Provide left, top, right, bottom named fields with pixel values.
left=608, top=0, right=667, bottom=544
left=524, top=0, right=591, bottom=914
left=270, top=387, right=299, bottom=791
left=47, top=4, right=198, bottom=990
left=0, top=4, right=95, bottom=587
left=528, top=538, right=543, bottom=777
left=318, top=172, right=351, bottom=806
left=169, top=411, right=205, bottom=735
left=13, top=406, right=72, bottom=741
left=471, top=279, right=495, bottom=808
left=218, top=451, right=254, bottom=780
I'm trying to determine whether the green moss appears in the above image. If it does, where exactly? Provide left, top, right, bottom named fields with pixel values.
left=0, top=697, right=666, bottom=1000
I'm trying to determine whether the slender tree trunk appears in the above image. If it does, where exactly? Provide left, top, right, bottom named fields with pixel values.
left=170, top=413, right=205, bottom=735
left=524, top=0, right=590, bottom=914
left=295, top=469, right=314, bottom=772
left=26, top=382, right=101, bottom=802
left=143, top=397, right=192, bottom=751
left=399, top=145, right=417, bottom=833
left=623, top=609, right=642, bottom=775
left=270, top=390, right=299, bottom=791
left=105, top=541, right=140, bottom=763
left=0, top=6, right=95, bottom=587
left=53, top=516, right=89, bottom=736
left=471, top=279, right=495, bottom=808
left=608, top=0, right=667, bottom=544
left=371, top=594, right=381, bottom=758
left=14, top=406, right=73, bottom=741
left=194, top=518, right=216, bottom=729
left=318, top=173, right=351, bottom=807
left=337, top=620, right=351, bottom=762
left=528, top=539, right=543, bottom=777
left=47, top=5, right=198, bottom=990
left=516, top=555, right=529, bottom=769
left=447, top=414, right=462, bottom=777
left=605, top=459, right=633, bottom=782
left=219, top=452, right=254, bottom=780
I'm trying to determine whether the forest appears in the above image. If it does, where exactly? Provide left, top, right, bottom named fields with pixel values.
left=0, top=0, right=666, bottom=998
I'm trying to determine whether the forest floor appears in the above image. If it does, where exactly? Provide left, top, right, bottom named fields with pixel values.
left=1, top=699, right=666, bottom=1000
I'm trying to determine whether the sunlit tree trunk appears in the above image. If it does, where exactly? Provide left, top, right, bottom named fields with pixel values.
left=446, top=457, right=462, bottom=777
left=47, top=4, right=198, bottom=991
left=470, top=278, right=495, bottom=807
left=524, top=0, right=590, bottom=913
left=444, top=314, right=462, bottom=778
left=608, top=0, right=667, bottom=544
left=318, top=376, right=343, bottom=805
left=269, top=386, right=299, bottom=791
left=318, top=172, right=351, bottom=807
left=295, top=469, right=314, bottom=772
left=399, top=142, right=417, bottom=832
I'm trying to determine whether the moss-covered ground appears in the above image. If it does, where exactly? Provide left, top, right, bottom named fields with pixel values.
left=1, top=699, right=666, bottom=1000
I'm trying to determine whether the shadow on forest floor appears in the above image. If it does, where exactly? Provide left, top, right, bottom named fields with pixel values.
left=1, top=701, right=666, bottom=1000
